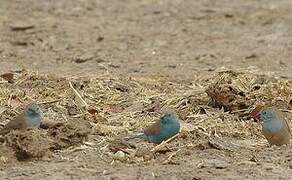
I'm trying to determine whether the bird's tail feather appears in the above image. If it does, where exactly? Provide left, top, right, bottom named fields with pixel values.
left=125, top=132, right=147, bottom=140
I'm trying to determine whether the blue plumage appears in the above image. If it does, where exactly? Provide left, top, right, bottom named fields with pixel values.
left=126, top=112, right=180, bottom=144
left=24, top=103, right=42, bottom=128
left=256, top=107, right=291, bottom=145
left=0, top=103, right=42, bottom=135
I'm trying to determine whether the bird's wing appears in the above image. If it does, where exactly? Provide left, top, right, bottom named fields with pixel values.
left=274, top=108, right=291, bottom=134
left=0, top=113, right=27, bottom=135
left=144, top=120, right=161, bottom=135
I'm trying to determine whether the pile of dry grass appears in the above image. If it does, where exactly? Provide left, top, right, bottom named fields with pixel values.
left=0, top=70, right=290, bottom=164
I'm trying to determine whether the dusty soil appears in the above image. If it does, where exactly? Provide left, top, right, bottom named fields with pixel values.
left=0, top=0, right=292, bottom=179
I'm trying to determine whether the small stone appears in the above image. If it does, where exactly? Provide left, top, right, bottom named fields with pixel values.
left=73, top=53, right=94, bottom=63
left=97, top=36, right=104, bottom=42
left=10, top=64, right=24, bottom=73
left=202, top=159, right=228, bottom=169
left=112, top=151, right=127, bottom=162
left=237, top=161, right=257, bottom=166
left=0, top=156, right=8, bottom=163
left=9, top=21, right=34, bottom=31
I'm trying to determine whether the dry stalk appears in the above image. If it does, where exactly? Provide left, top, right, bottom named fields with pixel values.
left=231, top=108, right=249, bottom=114
left=150, top=133, right=179, bottom=152
left=0, top=107, right=6, bottom=116
left=68, top=81, right=88, bottom=108
left=280, top=109, right=292, bottom=113
left=39, top=99, right=61, bottom=104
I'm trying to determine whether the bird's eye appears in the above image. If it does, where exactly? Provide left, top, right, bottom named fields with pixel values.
left=161, top=119, right=167, bottom=124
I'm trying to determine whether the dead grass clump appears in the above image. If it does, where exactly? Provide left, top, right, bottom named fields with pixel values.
left=0, top=144, right=17, bottom=165
left=47, top=118, right=91, bottom=150
left=5, top=129, right=52, bottom=160
left=0, top=70, right=291, bottom=165
left=206, top=70, right=292, bottom=113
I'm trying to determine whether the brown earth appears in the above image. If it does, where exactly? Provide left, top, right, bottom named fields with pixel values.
left=0, top=0, right=292, bottom=179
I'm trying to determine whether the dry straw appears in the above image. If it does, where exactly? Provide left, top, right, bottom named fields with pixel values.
left=0, top=70, right=291, bottom=163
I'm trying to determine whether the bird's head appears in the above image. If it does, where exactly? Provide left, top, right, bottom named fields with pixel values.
left=257, top=107, right=274, bottom=123
left=160, top=112, right=177, bottom=124
left=24, top=103, right=42, bottom=118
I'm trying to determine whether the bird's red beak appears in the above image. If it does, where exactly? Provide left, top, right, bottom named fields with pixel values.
left=250, top=104, right=264, bottom=120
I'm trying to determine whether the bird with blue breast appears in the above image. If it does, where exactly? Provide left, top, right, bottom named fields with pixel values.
left=0, top=103, right=42, bottom=135
left=126, top=112, right=181, bottom=144
left=251, top=104, right=291, bottom=146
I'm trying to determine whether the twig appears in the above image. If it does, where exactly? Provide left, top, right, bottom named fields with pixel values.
left=238, top=78, right=249, bottom=91
left=150, top=133, right=179, bottom=152
left=7, top=94, right=12, bottom=107
left=39, top=99, right=61, bottom=104
left=15, top=76, right=29, bottom=85
left=62, top=114, right=68, bottom=122
left=230, top=108, right=249, bottom=114
left=68, top=81, right=88, bottom=108
left=280, top=109, right=292, bottom=113
left=71, top=113, right=85, bottom=118
left=186, top=114, right=207, bottom=118
left=0, top=107, right=6, bottom=116
left=193, top=118, right=208, bottom=125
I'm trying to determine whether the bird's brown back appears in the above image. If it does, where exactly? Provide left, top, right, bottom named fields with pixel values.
left=144, top=120, right=161, bottom=135
left=0, top=113, right=27, bottom=135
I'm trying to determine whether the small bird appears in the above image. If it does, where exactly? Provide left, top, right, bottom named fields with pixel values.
left=126, top=112, right=180, bottom=144
left=0, top=103, right=42, bottom=135
left=255, top=107, right=291, bottom=146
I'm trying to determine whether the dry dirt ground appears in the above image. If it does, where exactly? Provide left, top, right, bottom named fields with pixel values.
left=0, top=0, right=292, bottom=179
